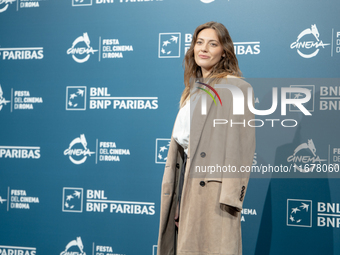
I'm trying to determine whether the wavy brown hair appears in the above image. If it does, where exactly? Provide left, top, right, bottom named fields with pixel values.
left=180, top=21, right=242, bottom=107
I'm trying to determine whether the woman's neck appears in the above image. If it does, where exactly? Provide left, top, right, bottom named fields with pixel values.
left=202, top=69, right=211, bottom=78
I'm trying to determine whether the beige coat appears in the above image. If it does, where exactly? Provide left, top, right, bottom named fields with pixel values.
left=157, top=76, right=255, bottom=255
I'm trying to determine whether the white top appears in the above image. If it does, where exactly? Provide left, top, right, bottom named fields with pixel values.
left=172, top=87, right=201, bottom=155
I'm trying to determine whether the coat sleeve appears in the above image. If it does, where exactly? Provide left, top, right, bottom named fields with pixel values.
left=157, top=136, right=184, bottom=255
left=218, top=79, right=256, bottom=212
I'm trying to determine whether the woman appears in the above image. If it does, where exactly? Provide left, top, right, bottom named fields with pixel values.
left=157, top=21, right=255, bottom=255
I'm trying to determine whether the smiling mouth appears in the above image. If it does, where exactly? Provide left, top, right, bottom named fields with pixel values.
left=198, top=55, right=209, bottom=59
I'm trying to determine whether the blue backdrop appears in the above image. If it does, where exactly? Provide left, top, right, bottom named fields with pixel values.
left=1, top=0, right=340, bottom=254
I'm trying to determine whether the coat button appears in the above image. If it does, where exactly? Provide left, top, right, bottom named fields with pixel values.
left=200, top=181, right=205, bottom=187
left=176, top=163, right=180, bottom=169
left=200, top=152, right=206, bottom=158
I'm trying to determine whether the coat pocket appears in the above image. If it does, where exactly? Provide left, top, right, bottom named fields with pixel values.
left=205, top=177, right=222, bottom=183
left=206, top=179, right=222, bottom=183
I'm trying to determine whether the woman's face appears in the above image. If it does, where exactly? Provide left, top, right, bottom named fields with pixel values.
left=194, top=28, right=225, bottom=77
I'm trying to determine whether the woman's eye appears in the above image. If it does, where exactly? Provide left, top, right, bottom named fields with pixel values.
left=196, top=41, right=202, bottom=44
left=211, top=43, right=217, bottom=47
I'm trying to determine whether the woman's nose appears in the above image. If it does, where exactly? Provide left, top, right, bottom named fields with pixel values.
left=200, top=43, right=208, bottom=52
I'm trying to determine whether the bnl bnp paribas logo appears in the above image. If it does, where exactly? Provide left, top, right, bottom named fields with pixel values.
left=72, top=0, right=92, bottom=7
left=66, top=86, right=86, bottom=110
left=158, top=33, right=181, bottom=58
left=66, top=86, right=158, bottom=111
left=158, top=32, right=261, bottom=58
left=287, top=199, right=340, bottom=228
left=67, top=33, right=98, bottom=63
left=155, top=138, right=170, bottom=164
left=287, top=199, right=312, bottom=227
left=0, top=46, right=43, bottom=60
left=290, top=24, right=330, bottom=58
left=62, top=188, right=83, bottom=212
left=158, top=32, right=260, bottom=58
left=0, top=245, right=36, bottom=255
left=289, top=85, right=315, bottom=113
left=62, top=187, right=155, bottom=215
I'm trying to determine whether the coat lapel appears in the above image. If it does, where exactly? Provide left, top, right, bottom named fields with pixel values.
left=188, top=79, right=216, bottom=161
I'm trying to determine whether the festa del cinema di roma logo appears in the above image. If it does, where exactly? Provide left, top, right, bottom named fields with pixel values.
left=67, top=32, right=98, bottom=63
left=60, top=237, right=86, bottom=255
left=290, top=24, right=330, bottom=58
left=0, top=0, right=15, bottom=13
left=0, top=85, right=10, bottom=110
left=287, top=139, right=326, bottom=172
left=64, top=134, right=95, bottom=164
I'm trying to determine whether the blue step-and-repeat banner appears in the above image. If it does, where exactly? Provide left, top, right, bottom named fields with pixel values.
left=0, top=0, right=340, bottom=254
